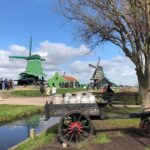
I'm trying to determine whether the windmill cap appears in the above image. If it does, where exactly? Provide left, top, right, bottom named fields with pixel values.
left=27, top=54, right=42, bottom=60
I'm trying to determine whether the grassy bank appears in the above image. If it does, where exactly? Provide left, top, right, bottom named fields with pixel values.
left=13, top=107, right=142, bottom=150
left=13, top=117, right=141, bottom=150
left=0, top=105, right=43, bottom=124
left=1, top=88, right=87, bottom=98
left=13, top=124, right=58, bottom=150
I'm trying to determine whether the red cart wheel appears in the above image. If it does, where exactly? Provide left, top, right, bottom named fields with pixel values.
left=58, top=110, right=93, bottom=146
left=139, top=119, right=150, bottom=136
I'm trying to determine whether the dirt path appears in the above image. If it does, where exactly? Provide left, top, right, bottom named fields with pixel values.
left=0, top=96, right=141, bottom=107
left=0, top=97, right=52, bottom=106
left=35, top=128, right=150, bottom=150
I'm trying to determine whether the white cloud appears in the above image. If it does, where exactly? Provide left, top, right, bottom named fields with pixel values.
left=35, top=41, right=90, bottom=73
left=0, top=41, right=138, bottom=85
left=69, top=56, right=138, bottom=86
left=0, top=41, right=90, bottom=80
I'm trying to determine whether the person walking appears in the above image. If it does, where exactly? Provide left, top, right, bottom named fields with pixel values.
left=40, top=82, right=45, bottom=97
left=46, top=85, right=51, bottom=97
left=0, top=78, right=3, bottom=90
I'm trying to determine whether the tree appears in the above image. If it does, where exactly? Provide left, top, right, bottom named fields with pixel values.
left=58, top=0, right=150, bottom=108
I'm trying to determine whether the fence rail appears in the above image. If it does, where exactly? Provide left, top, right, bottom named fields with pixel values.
left=93, top=92, right=140, bottom=106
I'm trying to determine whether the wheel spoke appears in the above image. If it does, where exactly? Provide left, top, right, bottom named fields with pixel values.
left=69, top=133, right=74, bottom=142
left=82, top=126, right=90, bottom=129
left=79, top=134, right=86, bottom=141
left=75, top=133, right=78, bottom=143
left=64, top=131, right=71, bottom=138
left=72, top=114, right=76, bottom=122
left=81, top=130, right=89, bottom=137
left=61, top=128, right=69, bottom=132
left=78, top=114, right=82, bottom=121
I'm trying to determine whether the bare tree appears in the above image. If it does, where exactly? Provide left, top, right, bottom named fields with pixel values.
left=57, top=0, right=150, bottom=108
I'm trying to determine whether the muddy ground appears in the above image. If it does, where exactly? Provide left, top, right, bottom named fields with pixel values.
left=35, top=128, right=150, bottom=150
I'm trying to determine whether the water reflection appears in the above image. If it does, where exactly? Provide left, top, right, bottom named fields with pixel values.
left=0, top=115, right=60, bottom=150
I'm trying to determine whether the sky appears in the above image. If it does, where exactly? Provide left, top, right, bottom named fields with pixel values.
left=0, top=0, right=138, bottom=85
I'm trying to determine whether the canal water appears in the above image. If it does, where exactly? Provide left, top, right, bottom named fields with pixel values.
left=0, top=115, right=60, bottom=150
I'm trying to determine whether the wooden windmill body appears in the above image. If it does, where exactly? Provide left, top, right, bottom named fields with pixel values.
left=89, top=58, right=114, bottom=88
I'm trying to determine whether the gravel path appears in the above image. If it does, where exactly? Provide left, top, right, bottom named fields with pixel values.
left=0, top=95, right=141, bottom=107
left=0, top=97, right=52, bottom=106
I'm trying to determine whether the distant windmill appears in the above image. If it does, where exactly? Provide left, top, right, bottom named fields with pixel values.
left=9, top=37, right=46, bottom=85
left=89, top=57, right=116, bottom=88
left=89, top=57, right=105, bottom=88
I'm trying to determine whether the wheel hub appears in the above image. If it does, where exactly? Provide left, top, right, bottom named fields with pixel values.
left=69, top=122, right=83, bottom=134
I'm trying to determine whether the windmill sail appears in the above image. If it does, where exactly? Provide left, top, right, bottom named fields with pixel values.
left=9, top=56, right=27, bottom=60
left=96, top=57, right=100, bottom=67
left=89, top=64, right=96, bottom=68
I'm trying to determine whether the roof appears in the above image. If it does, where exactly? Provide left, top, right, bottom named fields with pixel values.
left=63, top=75, right=78, bottom=82
left=27, top=54, right=41, bottom=60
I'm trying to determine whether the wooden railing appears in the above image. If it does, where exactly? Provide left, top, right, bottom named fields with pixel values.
left=93, top=92, right=140, bottom=107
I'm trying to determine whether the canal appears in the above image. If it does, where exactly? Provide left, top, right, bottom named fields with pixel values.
left=0, top=115, right=60, bottom=150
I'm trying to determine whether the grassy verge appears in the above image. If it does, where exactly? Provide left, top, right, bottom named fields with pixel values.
left=10, top=107, right=142, bottom=150
left=1, top=88, right=87, bottom=98
left=0, top=105, right=43, bottom=124
left=13, top=124, right=58, bottom=150
left=15, top=117, right=141, bottom=150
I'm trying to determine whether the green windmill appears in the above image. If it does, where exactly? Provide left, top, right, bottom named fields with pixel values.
left=9, top=37, right=46, bottom=85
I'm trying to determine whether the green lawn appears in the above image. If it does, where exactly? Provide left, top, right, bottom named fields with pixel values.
left=0, top=105, right=43, bottom=124
left=1, top=88, right=87, bottom=98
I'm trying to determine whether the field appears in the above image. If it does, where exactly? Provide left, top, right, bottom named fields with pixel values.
left=0, top=105, right=43, bottom=124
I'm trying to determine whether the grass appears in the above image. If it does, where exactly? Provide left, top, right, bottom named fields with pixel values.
left=14, top=124, right=58, bottom=150
left=10, top=107, right=143, bottom=150
left=94, top=107, right=141, bottom=129
left=94, top=133, right=110, bottom=144
left=107, top=107, right=141, bottom=117
left=0, top=105, right=43, bottom=124
left=1, top=88, right=87, bottom=98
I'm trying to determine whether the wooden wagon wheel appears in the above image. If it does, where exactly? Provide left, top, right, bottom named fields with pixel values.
left=139, top=118, right=150, bottom=136
left=58, top=110, right=93, bottom=146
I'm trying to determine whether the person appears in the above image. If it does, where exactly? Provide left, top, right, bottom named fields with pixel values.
left=106, top=85, right=114, bottom=107
left=50, top=83, right=56, bottom=103
left=40, top=82, right=45, bottom=97
left=4, top=78, right=8, bottom=90
left=106, top=85, right=114, bottom=93
left=46, top=85, right=51, bottom=97
left=0, top=78, right=3, bottom=90
left=9, top=79, right=13, bottom=89
left=52, top=83, right=56, bottom=95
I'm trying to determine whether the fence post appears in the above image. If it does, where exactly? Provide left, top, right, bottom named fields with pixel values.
left=135, top=93, right=138, bottom=105
left=123, top=93, right=126, bottom=108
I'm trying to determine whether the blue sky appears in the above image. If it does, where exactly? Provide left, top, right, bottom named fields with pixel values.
left=0, top=0, right=137, bottom=85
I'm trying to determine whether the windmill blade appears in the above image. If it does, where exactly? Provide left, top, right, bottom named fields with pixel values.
left=89, top=64, right=96, bottom=68
left=9, top=56, right=27, bottom=59
left=96, top=57, right=100, bottom=67
left=29, top=37, right=32, bottom=56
